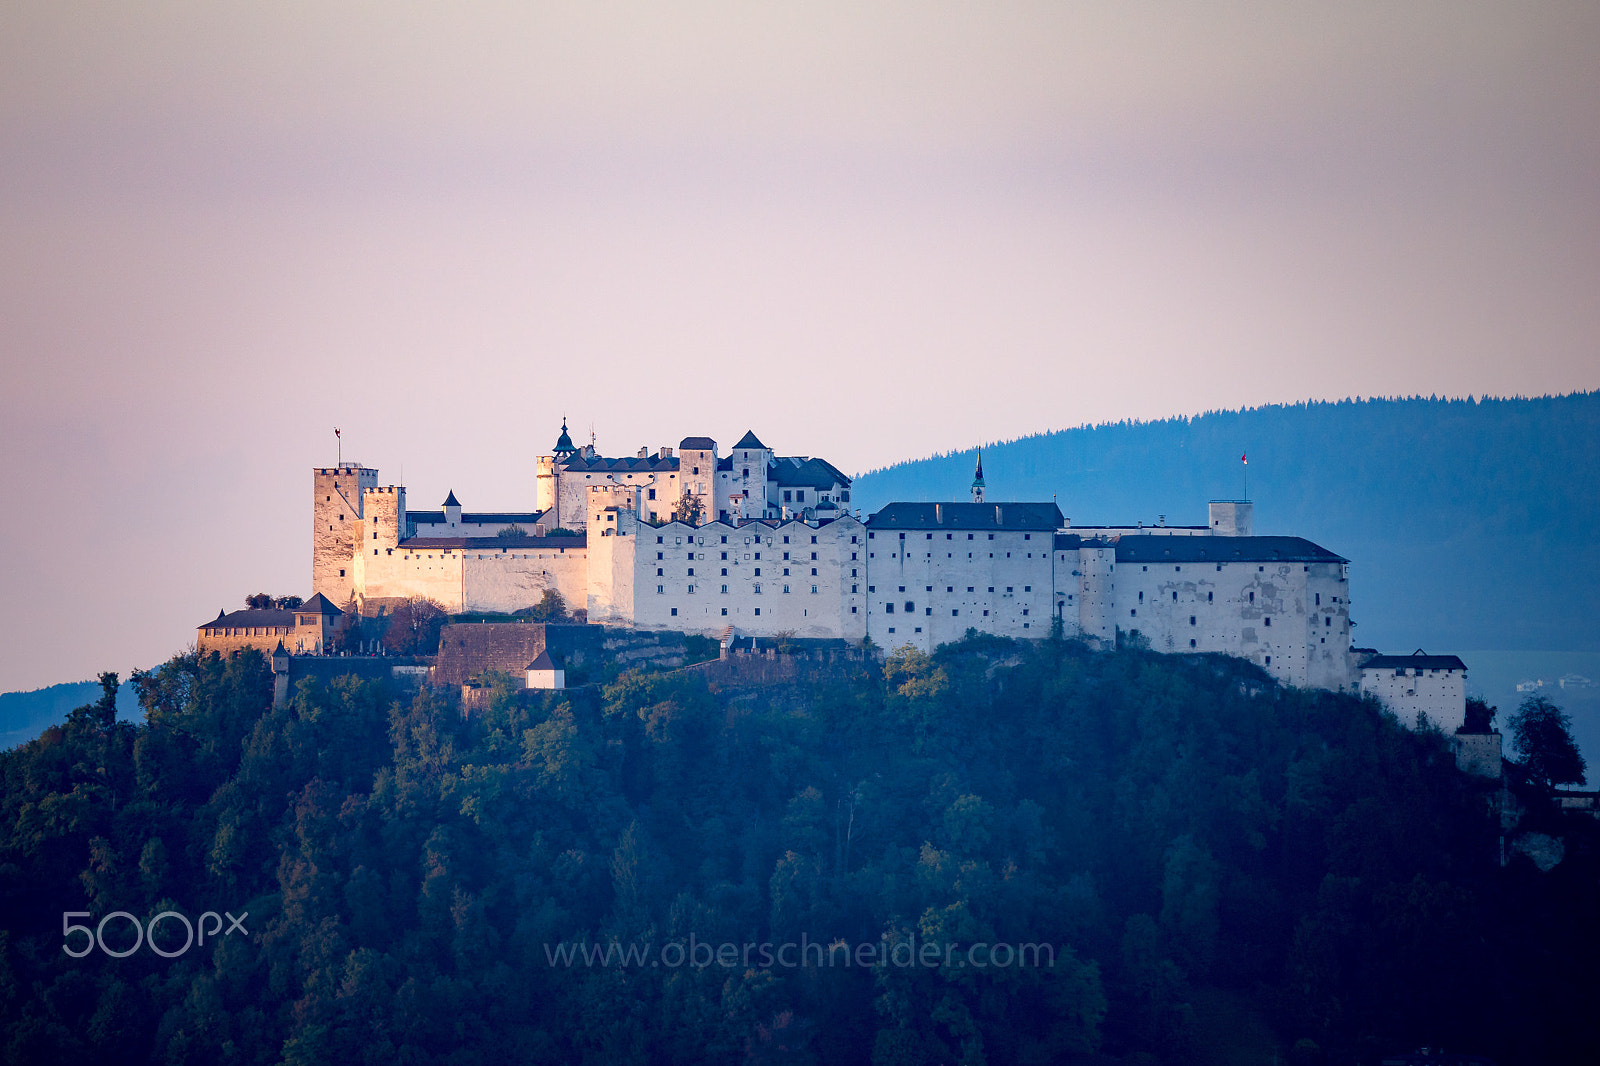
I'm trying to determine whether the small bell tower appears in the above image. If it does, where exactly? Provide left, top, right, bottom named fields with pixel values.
left=971, top=451, right=986, bottom=503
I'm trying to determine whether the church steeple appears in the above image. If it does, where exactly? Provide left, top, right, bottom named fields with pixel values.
left=971, top=451, right=986, bottom=503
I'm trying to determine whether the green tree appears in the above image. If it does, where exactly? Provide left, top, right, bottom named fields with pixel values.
left=671, top=490, right=704, bottom=526
left=516, top=588, right=567, bottom=622
left=1509, top=695, right=1586, bottom=789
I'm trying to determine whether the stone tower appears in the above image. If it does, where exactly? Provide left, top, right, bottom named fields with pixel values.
left=312, top=463, right=378, bottom=606
left=535, top=418, right=578, bottom=526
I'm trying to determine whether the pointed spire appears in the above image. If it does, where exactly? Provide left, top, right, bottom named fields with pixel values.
left=443, top=489, right=460, bottom=508
left=971, top=450, right=986, bottom=503
left=553, top=416, right=576, bottom=455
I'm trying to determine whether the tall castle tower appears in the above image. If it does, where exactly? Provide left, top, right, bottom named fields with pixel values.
left=312, top=463, right=378, bottom=606
left=535, top=418, right=578, bottom=527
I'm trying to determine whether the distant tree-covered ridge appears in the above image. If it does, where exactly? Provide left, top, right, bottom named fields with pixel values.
left=856, top=392, right=1600, bottom=654
left=2, top=638, right=1598, bottom=1064
left=0, top=678, right=141, bottom=749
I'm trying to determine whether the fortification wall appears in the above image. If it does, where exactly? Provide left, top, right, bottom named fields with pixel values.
left=865, top=527, right=1052, bottom=653
left=461, top=545, right=588, bottom=613
left=431, top=622, right=685, bottom=687
left=1113, top=557, right=1352, bottom=690
left=628, top=515, right=866, bottom=639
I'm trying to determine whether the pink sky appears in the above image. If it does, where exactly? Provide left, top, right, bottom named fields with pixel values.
left=2, top=2, right=1598, bottom=692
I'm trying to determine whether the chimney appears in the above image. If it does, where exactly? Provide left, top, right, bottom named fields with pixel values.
left=659, top=446, right=673, bottom=459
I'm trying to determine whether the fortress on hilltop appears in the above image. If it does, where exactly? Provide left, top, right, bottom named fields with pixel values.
left=309, top=421, right=1372, bottom=693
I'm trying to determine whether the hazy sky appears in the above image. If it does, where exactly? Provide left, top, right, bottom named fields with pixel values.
left=2, top=2, right=1598, bottom=693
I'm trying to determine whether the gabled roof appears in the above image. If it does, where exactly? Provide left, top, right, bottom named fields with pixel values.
left=559, top=453, right=679, bottom=473
left=198, top=595, right=342, bottom=630
left=443, top=490, right=460, bottom=507
left=1113, top=535, right=1346, bottom=565
left=198, top=607, right=297, bottom=629
left=768, top=456, right=851, bottom=489
left=527, top=650, right=561, bottom=671
left=300, top=593, right=343, bottom=616
left=866, top=501, right=1064, bottom=531
left=679, top=436, right=717, bottom=451
left=732, top=430, right=767, bottom=450
left=1361, top=650, right=1468, bottom=672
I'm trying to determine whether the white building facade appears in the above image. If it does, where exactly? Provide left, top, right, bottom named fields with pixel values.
left=313, top=424, right=1364, bottom=691
left=1358, top=650, right=1468, bottom=729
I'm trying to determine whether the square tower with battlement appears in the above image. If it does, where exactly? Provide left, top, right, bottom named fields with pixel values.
left=312, top=463, right=378, bottom=606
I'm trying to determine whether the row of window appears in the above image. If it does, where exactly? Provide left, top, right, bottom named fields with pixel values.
left=657, top=584, right=822, bottom=595
left=872, top=531, right=1034, bottom=541
left=869, top=584, right=1028, bottom=594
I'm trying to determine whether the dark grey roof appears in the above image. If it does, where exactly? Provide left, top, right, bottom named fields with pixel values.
left=1053, top=532, right=1115, bottom=551
left=1361, top=650, right=1468, bottom=672
left=866, top=501, right=1064, bottom=531
left=768, top=456, right=851, bottom=489
left=560, top=454, right=679, bottom=473
left=199, top=595, right=341, bottom=629
left=409, top=511, right=544, bottom=525
left=679, top=436, right=717, bottom=451
left=396, top=534, right=587, bottom=550
left=1112, top=535, right=1346, bottom=564
left=732, top=430, right=767, bottom=450
left=300, top=593, right=343, bottom=616
left=527, top=650, right=560, bottom=671
left=553, top=420, right=576, bottom=454
left=199, top=607, right=297, bottom=629
left=443, top=490, right=460, bottom=507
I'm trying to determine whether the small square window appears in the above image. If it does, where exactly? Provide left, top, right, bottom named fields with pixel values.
left=671, top=607, right=678, bottom=615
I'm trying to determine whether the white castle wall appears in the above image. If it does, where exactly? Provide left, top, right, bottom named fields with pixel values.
left=461, top=547, right=588, bottom=614
left=1114, top=557, right=1351, bottom=690
left=866, top=528, right=1055, bottom=652
left=616, top=512, right=866, bottom=638
left=1072, top=545, right=1118, bottom=644
left=1361, top=664, right=1466, bottom=730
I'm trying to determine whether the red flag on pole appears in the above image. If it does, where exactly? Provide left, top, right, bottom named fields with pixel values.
left=335, top=428, right=341, bottom=438
left=1240, top=452, right=1247, bottom=464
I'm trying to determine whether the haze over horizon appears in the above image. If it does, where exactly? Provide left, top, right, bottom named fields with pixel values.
left=3, top=2, right=1598, bottom=692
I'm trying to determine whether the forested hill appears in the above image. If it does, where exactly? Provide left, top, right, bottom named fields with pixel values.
left=854, top=392, right=1600, bottom=655
left=3, top=643, right=1597, bottom=1063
